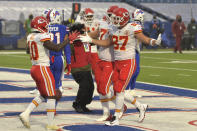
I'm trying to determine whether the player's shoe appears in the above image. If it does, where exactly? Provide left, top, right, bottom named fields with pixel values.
left=29, top=89, right=39, bottom=94
left=19, top=112, right=30, bottom=128
left=59, top=87, right=64, bottom=93
left=138, top=104, right=148, bottom=122
left=105, top=116, right=119, bottom=126
left=96, top=114, right=112, bottom=121
left=46, top=124, right=61, bottom=130
left=119, top=104, right=127, bottom=119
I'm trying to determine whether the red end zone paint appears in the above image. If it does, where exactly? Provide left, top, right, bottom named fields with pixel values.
left=188, top=120, right=197, bottom=127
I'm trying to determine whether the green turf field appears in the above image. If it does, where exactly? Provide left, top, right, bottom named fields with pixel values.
left=0, top=50, right=197, bottom=90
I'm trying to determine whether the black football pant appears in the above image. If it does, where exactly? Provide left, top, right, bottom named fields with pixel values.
left=72, top=71, right=94, bottom=107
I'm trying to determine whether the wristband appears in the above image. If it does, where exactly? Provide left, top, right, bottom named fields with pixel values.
left=150, top=39, right=155, bottom=46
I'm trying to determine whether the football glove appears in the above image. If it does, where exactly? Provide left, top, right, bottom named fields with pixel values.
left=69, top=31, right=80, bottom=44
left=155, top=33, right=162, bottom=46
left=79, top=33, right=93, bottom=43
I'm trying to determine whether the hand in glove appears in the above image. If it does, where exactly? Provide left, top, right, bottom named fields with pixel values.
left=79, top=33, right=93, bottom=43
left=155, top=33, right=162, bottom=46
left=69, top=31, right=80, bottom=44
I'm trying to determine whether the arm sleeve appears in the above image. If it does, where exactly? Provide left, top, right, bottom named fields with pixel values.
left=64, top=44, right=71, bottom=64
left=134, top=24, right=143, bottom=34
left=43, top=39, right=69, bottom=52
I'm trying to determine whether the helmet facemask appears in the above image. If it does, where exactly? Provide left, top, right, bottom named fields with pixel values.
left=84, top=14, right=94, bottom=25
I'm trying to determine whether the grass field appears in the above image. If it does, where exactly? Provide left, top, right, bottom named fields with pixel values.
left=0, top=50, right=197, bottom=90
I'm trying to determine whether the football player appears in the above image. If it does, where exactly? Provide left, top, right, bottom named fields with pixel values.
left=19, top=16, right=79, bottom=130
left=47, top=9, right=71, bottom=93
left=29, top=8, right=53, bottom=95
left=83, top=8, right=100, bottom=76
left=85, top=5, right=127, bottom=122
left=80, top=7, right=161, bottom=126
left=125, top=9, right=145, bottom=98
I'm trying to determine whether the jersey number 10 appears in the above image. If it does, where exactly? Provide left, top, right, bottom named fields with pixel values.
left=28, top=41, right=39, bottom=60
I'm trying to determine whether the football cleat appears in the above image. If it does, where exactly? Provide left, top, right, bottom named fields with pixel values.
left=96, top=114, right=112, bottom=122
left=29, top=89, right=40, bottom=95
left=138, top=104, right=148, bottom=123
left=19, top=112, right=30, bottom=128
left=119, top=104, right=127, bottom=119
left=46, top=124, right=61, bottom=130
left=105, top=116, right=119, bottom=126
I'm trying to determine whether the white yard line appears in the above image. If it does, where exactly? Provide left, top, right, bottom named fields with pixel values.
left=178, top=74, right=191, bottom=77
left=141, top=65, right=197, bottom=72
left=142, top=56, right=197, bottom=62
left=0, top=66, right=29, bottom=71
left=149, top=74, right=160, bottom=77
left=0, top=52, right=26, bottom=54
left=137, top=81, right=197, bottom=91
left=141, top=50, right=197, bottom=53
left=0, top=54, right=28, bottom=58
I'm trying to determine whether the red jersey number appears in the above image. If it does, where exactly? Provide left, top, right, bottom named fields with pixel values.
left=112, top=35, right=128, bottom=51
left=100, top=28, right=108, bottom=40
left=28, top=41, right=39, bottom=60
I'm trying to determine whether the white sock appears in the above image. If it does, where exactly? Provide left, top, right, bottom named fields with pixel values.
left=99, top=94, right=110, bottom=115
left=114, top=92, right=124, bottom=118
left=124, top=90, right=142, bottom=109
left=46, top=99, right=56, bottom=126
left=24, top=95, right=44, bottom=115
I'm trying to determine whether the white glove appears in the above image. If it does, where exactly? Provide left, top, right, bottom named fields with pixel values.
left=79, top=34, right=93, bottom=43
left=155, top=33, right=162, bottom=46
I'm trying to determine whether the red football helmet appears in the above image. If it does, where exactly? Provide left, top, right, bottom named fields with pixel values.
left=106, top=5, right=119, bottom=23
left=112, top=8, right=130, bottom=28
left=107, top=5, right=119, bottom=17
left=83, top=8, right=94, bottom=24
left=31, top=16, right=49, bottom=33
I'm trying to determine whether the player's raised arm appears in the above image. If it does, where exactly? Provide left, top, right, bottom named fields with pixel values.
left=79, top=33, right=112, bottom=47
left=44, top=32, right=80, bottom=51
left=135, top=32, right=161, bottom=46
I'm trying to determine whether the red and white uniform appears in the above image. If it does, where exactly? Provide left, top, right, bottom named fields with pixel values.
left=94, top=20, right=115, bottom=95
left=111, top=23, right=142, bottom=93
left=85, top=20, right=100, bottom=74
left=27, top=33, right=56, bottom=97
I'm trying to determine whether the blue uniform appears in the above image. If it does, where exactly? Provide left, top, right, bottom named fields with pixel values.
left=48, top=24, right=71, bottom=90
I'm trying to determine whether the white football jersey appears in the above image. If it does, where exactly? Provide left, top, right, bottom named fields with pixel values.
left=85, top=19, right=100, bottom=53
left=85, top=19, right=99, bottom=32
left=111, top=22, right=142, bottom=60
left=27, top=33, right=51, bottom=66
left=97, top=20, right=114, bottom=62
